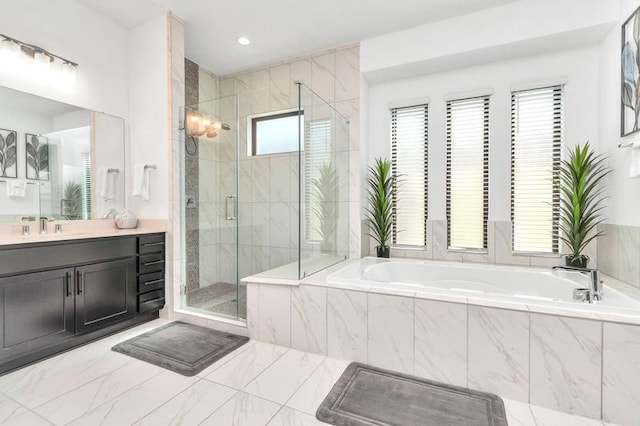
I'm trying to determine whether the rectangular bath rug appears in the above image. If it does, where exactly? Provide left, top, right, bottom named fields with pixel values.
left=112, top=321, right=249, bottom=376
left=317, top=363, right=508, bottom=426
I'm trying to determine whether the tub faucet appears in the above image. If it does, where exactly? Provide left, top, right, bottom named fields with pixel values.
left=552, top=265, right=602, bottom=302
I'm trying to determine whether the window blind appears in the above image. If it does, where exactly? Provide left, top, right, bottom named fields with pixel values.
left=511, top=86, right=563, bottom=253
left=304, top=118, right=332, bottom=242
left=390, top=104, right=428, bottom=246
left=82, top=151, right=92, bottom=220
left=446, top=96, right=489, bottom=250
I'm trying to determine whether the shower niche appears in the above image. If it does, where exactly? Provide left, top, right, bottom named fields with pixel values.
left=179, top=82, right=350, bottom=320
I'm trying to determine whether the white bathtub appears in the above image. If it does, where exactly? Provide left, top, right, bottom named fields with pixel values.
left=327, top=257, right=640, bottom=315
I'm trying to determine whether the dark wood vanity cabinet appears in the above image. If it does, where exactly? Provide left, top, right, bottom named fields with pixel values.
left=75, top=258, right=137, bottom=334
left=0, top=233, right=166, bottom=374
left=0, top=268, right=75, bottom=361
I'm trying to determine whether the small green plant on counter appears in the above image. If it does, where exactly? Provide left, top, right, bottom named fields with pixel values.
left=558, top=142, right=611, bottom=268
left=366, top=157, right=396, bottom=258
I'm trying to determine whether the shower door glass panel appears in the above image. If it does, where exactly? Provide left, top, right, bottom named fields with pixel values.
left=298, top=83, right=350, bottom=278
left=181, top=94, right=242, bottom=319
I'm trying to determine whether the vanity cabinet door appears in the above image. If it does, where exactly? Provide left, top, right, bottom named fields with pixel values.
left=0, top=268, right=75, bottom=361
left=75, top=258, right=136, bottom=335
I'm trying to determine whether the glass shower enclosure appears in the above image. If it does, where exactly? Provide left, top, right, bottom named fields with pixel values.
left=179, top=82, right=349, bottom=321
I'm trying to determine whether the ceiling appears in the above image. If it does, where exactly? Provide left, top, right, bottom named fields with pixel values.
left=77, top=0, right=520, bottom=76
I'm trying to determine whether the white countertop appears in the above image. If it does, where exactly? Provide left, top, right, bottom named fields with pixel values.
left=0, top=219, right=167, bottom=246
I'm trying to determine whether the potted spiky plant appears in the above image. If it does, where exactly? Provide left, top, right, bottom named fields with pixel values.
left=366, top=157, right=395, bottom=258
left=558, top=142, right=611, bottom=268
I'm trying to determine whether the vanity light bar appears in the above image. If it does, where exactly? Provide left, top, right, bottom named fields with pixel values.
left=0, top=34, right=78, bottom=68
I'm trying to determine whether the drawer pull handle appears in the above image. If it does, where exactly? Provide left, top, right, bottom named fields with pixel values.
left=65, top=272, right=72, bottom=297
left=76, top=271, right=83, bottom=295
left=143, top=279, right=164, bottom=286
left=143, top=260, right=164, bottom=266
left=142, top=242, right=164, bottom=247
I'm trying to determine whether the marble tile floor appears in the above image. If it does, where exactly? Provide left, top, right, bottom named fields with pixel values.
left=186, top=282, right=247, bottom=319
left=0, top=319, right=625, bottom=426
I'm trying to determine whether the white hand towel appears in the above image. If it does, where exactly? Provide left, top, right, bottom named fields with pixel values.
left=98, top=168, right=109, bottom=199
left=98, top=168, right=118, bottom=201
left=5, top=180, right=26, bottom=198
left=132, top=164, right=150, bottom=201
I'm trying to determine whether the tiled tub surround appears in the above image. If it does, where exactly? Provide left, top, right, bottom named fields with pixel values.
left=598, top=223, right=640, bottom=289
left=246, top=263, right=640, bottom=424
left=367, top=220, right=598, bottom=269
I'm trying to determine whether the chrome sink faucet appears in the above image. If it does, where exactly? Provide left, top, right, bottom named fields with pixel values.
left=39, top=217, right=53, bottom=234
left=552, top=265, right=602, bottom=303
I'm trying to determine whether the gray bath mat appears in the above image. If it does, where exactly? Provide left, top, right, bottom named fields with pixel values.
left=112, top=322, right=248, bottom=376
left=317, top=363, right=508, bottom=426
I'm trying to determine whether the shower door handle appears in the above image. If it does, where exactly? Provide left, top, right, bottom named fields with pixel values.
left=225, top=195, right=236, bottom=220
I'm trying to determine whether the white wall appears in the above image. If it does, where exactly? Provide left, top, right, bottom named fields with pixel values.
left=127, top=15, right=170, bottom=219
left=0, top=0, right=129, bottom=119
left=361, top=0, right=617, bottom=83
left=599, top=0, right=640, bottom=227
left=367, top=47, right=600, bottom=222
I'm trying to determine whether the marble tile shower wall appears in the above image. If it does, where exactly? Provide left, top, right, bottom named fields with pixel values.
left=246, top=282, right=640, bottom=425
left=215, top=44, right=361, bottom=280
left=598, top=223, right=640, bottom=288
left=184, top=58, right=200, bottom=292
left=372, top=220, right=597, bottom=268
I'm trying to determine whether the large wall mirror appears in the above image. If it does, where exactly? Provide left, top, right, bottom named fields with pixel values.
left=0, top=86, right=125, bottom=222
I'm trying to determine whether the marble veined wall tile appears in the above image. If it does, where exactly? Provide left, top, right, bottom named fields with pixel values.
left=618, top=225, right=640, bottom=286
left=603, top=322, right=640, bottom=425
left=597, top=224, right=619, bottom=278
left=530, top=314, right=602, bottom=418
left=368, top=294, right=414, bottom=374
left=291, top=59, right=312, bottom=87
left=246, top=283, right=260, bottom=339
left=468, top=306, right=530, bottom=402
left=270, top=156, right=290, bottom=203
left=327, top=288, right=367, bottom=362
left=334, top=47, right=359, bottom=102
left=414, top=299, right=467, bottom=387
left=431, top=220, right=463, bottom=262
left=291, top=285, right=327, bottom=355
left=258, top=284, right=291, bottom=346
left=270, top=64, right=291, bottom=110
left=311, top=53, right=335, bottom=103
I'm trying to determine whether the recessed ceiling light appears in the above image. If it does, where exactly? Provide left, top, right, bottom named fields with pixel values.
left=237, top=36, right=250, bottom=46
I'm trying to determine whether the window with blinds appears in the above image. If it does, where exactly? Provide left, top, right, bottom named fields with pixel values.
left=305, top=118, right=333, bottom=242
left=446, top=96, right=489, bottom=250
left=390, top=104, right=428, bottom=247
left=82, top=152, right=92, bottom=220
left=511, top=86, right=563, bottom=253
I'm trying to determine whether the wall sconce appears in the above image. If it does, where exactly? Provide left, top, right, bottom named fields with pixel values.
left=186, top=111, right=230, bottom=139
left=0, top=34, right=78, bottom=86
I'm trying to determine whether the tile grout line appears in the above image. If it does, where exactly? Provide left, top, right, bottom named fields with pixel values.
left=280, top=356, right=327, bottom=412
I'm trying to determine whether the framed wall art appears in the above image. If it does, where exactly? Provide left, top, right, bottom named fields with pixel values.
left=622, top=6, right=640, bottom=136
left=0, top=128, right=17, bottom=178
left=25, top=133, right=49, bottom=180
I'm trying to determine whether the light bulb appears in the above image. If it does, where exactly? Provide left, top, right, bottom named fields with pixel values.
left=237, top=37, right=250, bottom=46
left=61, top=62, right=77, bottom=85
left=0, top=39, right=21, bottom=71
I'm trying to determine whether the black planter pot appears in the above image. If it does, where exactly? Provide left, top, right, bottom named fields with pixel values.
left=565, top=255, right=588, bottom=269
left=376, top=247, right=390, bottom=258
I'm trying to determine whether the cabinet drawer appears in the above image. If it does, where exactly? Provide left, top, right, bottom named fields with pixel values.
left=138, top=253, right=165, bottom=274
left=138, top=271, right=165, bottom=293
left=138, top=289, right=164, bottom=303
left=138, top=235, right=165, bottom=254
left=139, top=297, right=165, bottom=313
